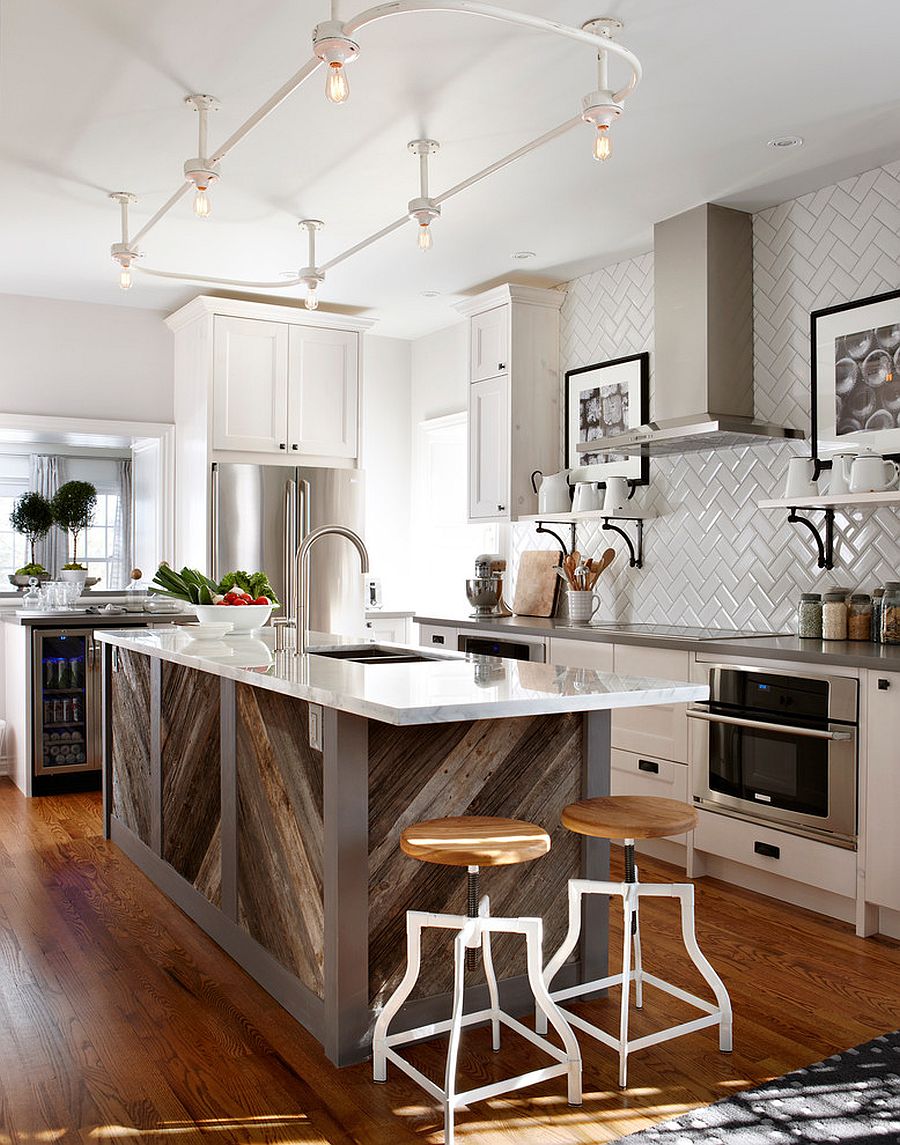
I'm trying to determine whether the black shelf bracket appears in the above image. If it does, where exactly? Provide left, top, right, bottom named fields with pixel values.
left=534, top=521, right=576, bottom=556
left=601, top=516, right=644, bottom=568
left=787, top=506, right=834, bottom=570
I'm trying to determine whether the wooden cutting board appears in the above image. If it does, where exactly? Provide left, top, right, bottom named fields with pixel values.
left=513, top=550, right=562, bottom=617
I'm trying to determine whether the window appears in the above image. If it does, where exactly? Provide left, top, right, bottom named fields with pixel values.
left=0, top=455, right=31, bottom=586
left=66, top=458, right=131, bottom=590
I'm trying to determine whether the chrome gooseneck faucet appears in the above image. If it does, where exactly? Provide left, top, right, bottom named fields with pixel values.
left=294, top=525, right=369, bottom=655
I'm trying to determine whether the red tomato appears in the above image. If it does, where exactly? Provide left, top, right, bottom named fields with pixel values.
left=252, top=596, right=269, bottom=606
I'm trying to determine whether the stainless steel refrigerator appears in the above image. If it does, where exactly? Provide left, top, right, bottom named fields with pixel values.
left=210, top=463, right=365, bottom=637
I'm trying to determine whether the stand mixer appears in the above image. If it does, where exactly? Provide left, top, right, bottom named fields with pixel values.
left=465, top=553, right=509, bottom=618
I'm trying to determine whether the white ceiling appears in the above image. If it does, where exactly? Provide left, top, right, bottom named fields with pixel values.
left=1, top=0, right=899, bottom=339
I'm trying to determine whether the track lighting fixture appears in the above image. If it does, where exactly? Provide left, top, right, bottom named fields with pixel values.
left=407, top=140, right=440, bottom=252
left=184, top=94, right=220, bottom=217
left=298, top=220, right=325, bottom=310
left=108, top=192, right=139, bottom=290
left=580, top=18, right=624, bottom=162
left=313, top=21, right=359, bottom=104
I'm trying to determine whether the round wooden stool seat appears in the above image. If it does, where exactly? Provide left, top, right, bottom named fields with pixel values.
left=561, top=796, right=698, bottom=841
left=400, top=816, right=551, bottom=867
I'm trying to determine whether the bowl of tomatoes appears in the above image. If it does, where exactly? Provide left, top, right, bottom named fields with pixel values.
left=193, top=588, right=276, bottom=632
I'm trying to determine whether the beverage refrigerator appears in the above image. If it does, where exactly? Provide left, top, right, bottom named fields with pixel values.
left=32, top=628, right=101, bottom=789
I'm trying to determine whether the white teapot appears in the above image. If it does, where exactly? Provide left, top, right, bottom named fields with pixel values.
left=530, top=469, right=571, bottom=514
left=849, top=449, right=900, bottom=493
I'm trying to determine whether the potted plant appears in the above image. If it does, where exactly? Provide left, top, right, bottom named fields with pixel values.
left=8, top=491, right=54, bottom=587
left=51, top=480, right=97, bottom=584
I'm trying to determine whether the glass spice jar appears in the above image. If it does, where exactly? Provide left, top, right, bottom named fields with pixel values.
left=848, top=593, right=872, bottom=641
left=797, top=593, right=823, bottom=638
left=822, top=591, right=848, bottom=641
left=881, top=583, right=900, bottom=645
left=872, top=587, right=885, bottom=643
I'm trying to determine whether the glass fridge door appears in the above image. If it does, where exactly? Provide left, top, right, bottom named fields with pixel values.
left=33, top=629, right=97, bottom=775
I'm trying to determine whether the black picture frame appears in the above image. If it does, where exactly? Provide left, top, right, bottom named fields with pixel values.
left=564, top=351, right=650, bottom=487
left=810, top=287, right=900, bottom=467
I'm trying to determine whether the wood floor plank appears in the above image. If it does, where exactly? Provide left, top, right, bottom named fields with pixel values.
left=0, top=781, right=898, bottom=1143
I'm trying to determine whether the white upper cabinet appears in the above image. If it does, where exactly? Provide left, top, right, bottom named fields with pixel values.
left=470, top=306, right=509, bottom=382
left=457, top=284, right=564, bottom=524
left=212, top=317, right=290, bottom=454
left=469, top=375, right=510, bottom=519
left=287, top=326, right=358, bottom=458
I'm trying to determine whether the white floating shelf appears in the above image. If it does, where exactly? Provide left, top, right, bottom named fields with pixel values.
left=518, top=509, right=654, bottom=522
left=758, top=491, right=900, bottom=510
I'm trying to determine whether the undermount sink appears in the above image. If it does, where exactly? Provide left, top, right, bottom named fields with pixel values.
left=310, top=644, right=443, bottom=665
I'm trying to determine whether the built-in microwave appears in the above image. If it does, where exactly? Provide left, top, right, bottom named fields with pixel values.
left=457, top=633, right=546, bottom=662
left=689, top=663, right=858, bottom=848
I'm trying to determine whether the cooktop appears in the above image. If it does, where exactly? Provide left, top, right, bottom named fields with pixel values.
left=579, top=623, right=791, bottom=642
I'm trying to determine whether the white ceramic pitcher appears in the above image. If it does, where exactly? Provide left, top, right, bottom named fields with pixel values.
left=530, top=469, right=571, bottom=514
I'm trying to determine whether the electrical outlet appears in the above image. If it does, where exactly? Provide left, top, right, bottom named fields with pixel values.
left=308, top=704, right=323, bottom=751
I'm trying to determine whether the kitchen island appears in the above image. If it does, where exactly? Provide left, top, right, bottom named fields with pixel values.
left=96, top=626, right=706, bottom=1065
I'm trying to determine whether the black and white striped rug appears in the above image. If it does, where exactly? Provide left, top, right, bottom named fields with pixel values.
left=617, top=1031, right=900, bottom=1144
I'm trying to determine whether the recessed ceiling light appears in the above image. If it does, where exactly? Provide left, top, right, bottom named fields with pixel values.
left=512, top=250, right=536, bottom=260
left=422, top=290, right=441, bottom=298
left=767, top=136, right=803, bottom=149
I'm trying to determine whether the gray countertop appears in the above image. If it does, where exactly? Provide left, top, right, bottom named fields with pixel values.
left=2, top=608, right=188, bottom=626
left=415, top=613, right=900, bottom=672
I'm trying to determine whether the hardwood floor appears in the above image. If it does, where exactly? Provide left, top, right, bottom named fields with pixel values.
left=0, top=779, right=898, bottom=1144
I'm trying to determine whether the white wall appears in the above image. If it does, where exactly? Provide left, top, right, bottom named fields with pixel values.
left=410, top=320, right=468, bottom=425
left=362, top=335, right=412, bottom=610
left=0, top=294, right=173, bottom=423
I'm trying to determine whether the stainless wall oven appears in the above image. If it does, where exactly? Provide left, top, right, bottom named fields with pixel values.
left=689, top=664, right=858, bottom=847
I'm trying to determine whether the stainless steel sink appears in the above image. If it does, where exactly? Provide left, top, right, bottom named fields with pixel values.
left=310, top=644, right=444, bottom=665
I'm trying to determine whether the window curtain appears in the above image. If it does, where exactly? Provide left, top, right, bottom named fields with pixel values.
left=30, top=454, right=63, bottom=574
left=111, top=458, right=133, bottom=589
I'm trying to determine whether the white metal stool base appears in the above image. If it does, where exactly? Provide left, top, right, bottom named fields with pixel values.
left=538, top=859, right=733, bottom=1089
left=373, top=894, right=582, bottom=1145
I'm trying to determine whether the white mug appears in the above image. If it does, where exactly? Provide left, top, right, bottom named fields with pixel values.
left=572, top=482, right=600, bottom=513
left=849, top=451, right=900, bottom=493
left=567, top=589, right=601, bottom=624
left=827, top=453, right=855, bottom=496
left=603, top=476, right=632, bottom=513
left=783, top=457, right=819, bottom=499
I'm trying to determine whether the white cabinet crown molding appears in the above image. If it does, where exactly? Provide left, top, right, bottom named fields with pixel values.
left=454, top=282, right=566, bottom=317
left=165, top=294, right=379, bottom=334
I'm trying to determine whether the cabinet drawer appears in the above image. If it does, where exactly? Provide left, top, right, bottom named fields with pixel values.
left=612, top=645, right=691, bottom=763
left=548, top=637, right=614, bottom=671
left=694, top=809, right=856, bottom=899
left=611, top=748, right=687, bottom=800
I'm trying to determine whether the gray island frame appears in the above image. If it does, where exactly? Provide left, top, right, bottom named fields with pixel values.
left=97, top=627, right=706, bottom=1066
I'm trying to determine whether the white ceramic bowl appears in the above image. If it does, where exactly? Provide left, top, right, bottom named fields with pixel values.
left=193, top=603, right=273, bottom=631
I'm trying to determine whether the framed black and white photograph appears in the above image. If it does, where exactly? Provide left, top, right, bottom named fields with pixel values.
left=811, top=288, right=900, bottom=461
left=564, top=352, right=649, bottom=485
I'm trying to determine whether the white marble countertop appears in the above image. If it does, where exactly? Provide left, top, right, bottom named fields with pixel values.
left=95, top=626, right=708, bottom=726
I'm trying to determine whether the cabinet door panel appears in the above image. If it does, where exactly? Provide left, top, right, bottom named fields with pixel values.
left=212, top=317, right=289, bottom=453
left=612, top=644, right=691, bottom=763
left=468, top=375, right=509, bottom=520
left=287, top=327, right=358, bottom=458
left=470, top=306, right=509, bottom=383
left=865, top=673, right=900, bottom=910
left=548, top=637, right=614, bottom=671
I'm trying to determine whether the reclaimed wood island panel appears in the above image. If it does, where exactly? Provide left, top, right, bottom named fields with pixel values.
left=99, top=628, right=706, bottom=1066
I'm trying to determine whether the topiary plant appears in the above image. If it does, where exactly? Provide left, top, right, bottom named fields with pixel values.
left=51, top=481, right=97, bottom=569
left=9, top=492, right=55, bottom=573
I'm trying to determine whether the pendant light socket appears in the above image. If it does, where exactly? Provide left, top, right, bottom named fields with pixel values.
left=313, top=20, right=360, bottom=66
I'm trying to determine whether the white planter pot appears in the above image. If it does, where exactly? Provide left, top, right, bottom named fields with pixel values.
left=59, top=569, right=87, bottom=585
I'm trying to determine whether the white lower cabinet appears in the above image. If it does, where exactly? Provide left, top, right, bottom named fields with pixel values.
left=547, top=637, right=614, bottom=671
left=864, top=671, right=900, bottom=912
left=611, top=749, right=690, bottom=844
left=694, top=809, right=856, bottom=900
left=366, top=616, right=411, bottom=644
left=611, top=645, right=691, bottom=763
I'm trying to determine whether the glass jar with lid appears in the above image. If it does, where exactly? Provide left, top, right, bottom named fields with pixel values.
left=872, top=587, right=885, bottom=643
left=822, top=591, right=848, bottom=641
left=881, top=583, right=900, bottom=644
left=847, top=593, right=872, bottom=641
left=797, top=593, right=822, bottom=638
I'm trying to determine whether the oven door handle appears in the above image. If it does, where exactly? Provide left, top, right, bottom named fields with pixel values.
left=686, top=707, right=853, bottom=741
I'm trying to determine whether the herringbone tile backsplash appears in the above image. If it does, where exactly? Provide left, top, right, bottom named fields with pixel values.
left=512, top=160, right=900, bottom=632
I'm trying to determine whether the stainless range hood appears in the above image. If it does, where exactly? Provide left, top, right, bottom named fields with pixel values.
left=578, top=203, right=804, bottom=457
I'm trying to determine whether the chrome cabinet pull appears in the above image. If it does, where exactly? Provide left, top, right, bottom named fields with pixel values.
left=686, top=707, right=852, bottom=741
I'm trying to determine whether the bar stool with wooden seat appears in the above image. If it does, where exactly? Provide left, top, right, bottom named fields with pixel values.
left=536, top=796, right=732, bottom=1088
left=373, top=816, right=582, bottom=1145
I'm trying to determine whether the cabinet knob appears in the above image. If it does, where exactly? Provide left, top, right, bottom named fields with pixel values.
left=279, top=442, right=286, bottom=450
left=497, top=504, right=506, bottom=512
left=878, top=678, right=891, bottom=690
left=291, top=443, right=299, bottom=451
left=498, top=362, right=507, bottom=370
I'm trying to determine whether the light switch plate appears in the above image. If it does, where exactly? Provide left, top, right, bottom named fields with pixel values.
left=308, top=703, right=323, bottom=751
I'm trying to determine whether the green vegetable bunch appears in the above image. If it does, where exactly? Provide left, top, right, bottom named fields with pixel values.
left=150, top=565, right=280, bottom=606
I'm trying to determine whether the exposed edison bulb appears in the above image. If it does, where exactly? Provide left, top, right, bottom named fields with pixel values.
left=417, top=222, right=433, bottom=252
left=325, top=61, right=349, bottom=104
left=193, top=187, right=211, bottom=218
left=305, top=286, right=319, bottom=311
left=593, top=125, right=612, bottom=162
left=119, top=265, right=132, bottom=291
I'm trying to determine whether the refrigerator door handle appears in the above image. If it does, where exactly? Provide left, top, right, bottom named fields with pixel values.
left=209, top=463, right=220, bottom=580
left=283, top=480, right=296, bottom=619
